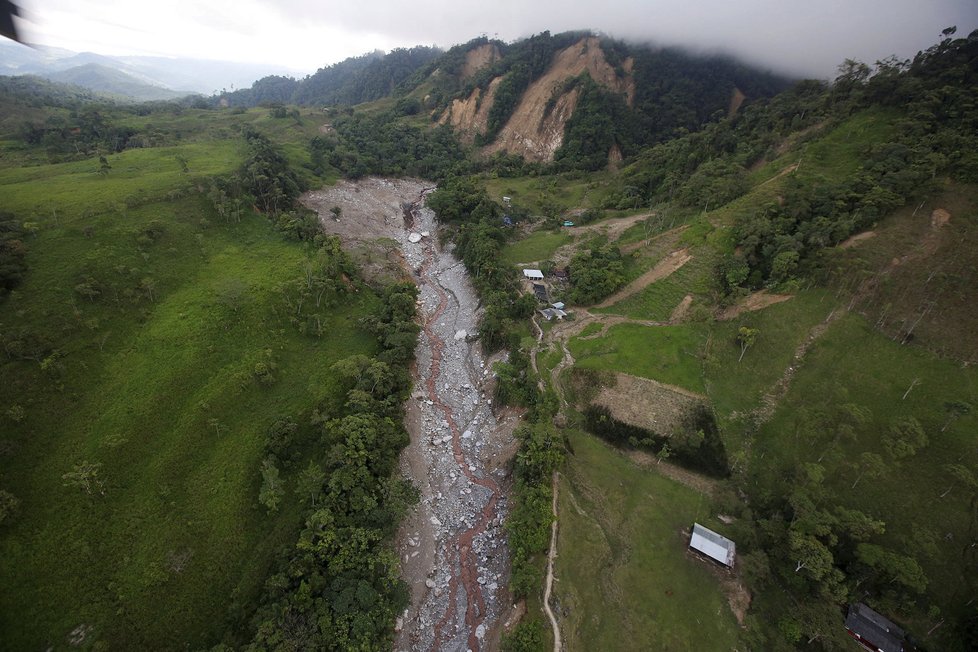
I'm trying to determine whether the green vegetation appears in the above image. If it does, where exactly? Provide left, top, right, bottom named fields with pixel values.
left=3, top=22, right=978, bottom=652
left=566, top=245, right=624, bottom=305
left=556, top=429, right=741, bottom=650
left=0, top=88, right=420, bottom=649
left=501, top=229, right=571, bottom=265
left=569, top=323, right=706, bottom=393
left=595, top=251, right=711, bottom=321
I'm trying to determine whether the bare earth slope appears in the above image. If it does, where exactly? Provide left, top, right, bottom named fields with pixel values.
left=462, top=36, right=634, bottom=162
left=487, top=36, right=634, bottom=162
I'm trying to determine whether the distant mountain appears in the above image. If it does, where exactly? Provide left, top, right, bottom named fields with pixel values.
left=41, top=63, right=188, bottom=102
left=0, top=40, right=305, bottom=96
left=219, top=47, right=441, bottom=108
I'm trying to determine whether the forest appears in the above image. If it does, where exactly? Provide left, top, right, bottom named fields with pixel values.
left=1, top=24, right=977, bottom=652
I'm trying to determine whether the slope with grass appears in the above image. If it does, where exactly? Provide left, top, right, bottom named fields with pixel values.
left=555, top=429, right=741, bottom=651
left=0, top=103, right=396, bottom=648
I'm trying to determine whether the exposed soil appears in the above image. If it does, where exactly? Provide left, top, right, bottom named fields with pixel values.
left=439, top=77, right=503, bottom=145
left=838, top=230, right=877, bottom=249
left=743, top=306, right=845, bottom=429
left=461, top=44, right=502, bottom=80
left=718, top=289, right=794, bottom=321
left=626, top=450, right=719, bottom=496
left=931, top=207, right=951, bottom=228
left=669, top=294, right=694, bottom=323
left=595, top=248, right=691, bottom=309
left=749, top=120, right=828, bottom=171
left=593, top=372, right=703, bottom=436
left=543, top=472, right=562, bottom=652
left=757, top=162, right=799, bottom=187
left=485, top=37, right=634, bottom=162
left=620, top=223, right=690, bottom=255
left=728, top=87, right=746, bottom=117
left=302, top=179, right=516, bottom=652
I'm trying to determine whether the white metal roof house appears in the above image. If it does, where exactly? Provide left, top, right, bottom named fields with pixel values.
left=522, top=269, right=544, bottom=280
left=689, top=523, right=736, bottom=567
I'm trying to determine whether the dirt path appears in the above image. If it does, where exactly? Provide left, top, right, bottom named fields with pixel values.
left=757, top=162, right=799, bottom=186
left=547, top=212, right=653, bottom=266
left=595, top=248, right=692, bottom=309
left=718, top=289, right=794, bottom=321
left=543, top=472, right=562, bottom=652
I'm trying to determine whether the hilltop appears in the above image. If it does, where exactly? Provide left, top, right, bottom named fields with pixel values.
left=222, top=31, right=789, bottom=169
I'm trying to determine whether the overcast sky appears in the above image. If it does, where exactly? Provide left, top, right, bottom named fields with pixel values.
left=14, top=0, right=978, bottom=78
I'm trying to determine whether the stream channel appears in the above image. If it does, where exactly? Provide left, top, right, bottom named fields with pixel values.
left=395, top=190, right=514, bottom=652
left=303, top=178, right=517, bottom=652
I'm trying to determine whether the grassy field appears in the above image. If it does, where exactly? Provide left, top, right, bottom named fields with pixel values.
left=502, top=229, right=572, bottom=265
left=0, top=110, right=382, bottom=648
left=556, top=429, right=742, bottom=651
left=569, top=323, right=706, bottom=393
left=702, top=289, right=840, bottom=449
left=748, top=314, right=977, bottom=626
left=595, top=247, right=715, bottom=322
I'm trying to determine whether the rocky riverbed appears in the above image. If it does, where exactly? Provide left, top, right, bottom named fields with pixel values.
left=301, top=178, right=517, bottom=652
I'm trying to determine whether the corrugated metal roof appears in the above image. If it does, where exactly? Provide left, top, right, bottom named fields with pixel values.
left=844, top=603, right=904, bottom=652
left=523, top=269, right=544, bottom=279
left=689, top=523, right=736, bottom=567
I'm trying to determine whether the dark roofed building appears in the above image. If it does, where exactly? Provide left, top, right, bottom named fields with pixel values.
left=844, top=603, right=905, bottom=652
left=532, top=283, right=549, bottom=302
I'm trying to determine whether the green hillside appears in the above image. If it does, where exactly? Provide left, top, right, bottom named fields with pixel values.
left=0, top=100, right=417, bottom=649
left=1, top=24, right=977, bottom=652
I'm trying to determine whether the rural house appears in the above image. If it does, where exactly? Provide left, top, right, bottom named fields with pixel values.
left=688, top=523, right=736, bottom=568
left=844, top=603, right=906, bottom=652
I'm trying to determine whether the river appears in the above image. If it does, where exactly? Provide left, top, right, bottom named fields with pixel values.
left=301, top=178, right=516, bottom=652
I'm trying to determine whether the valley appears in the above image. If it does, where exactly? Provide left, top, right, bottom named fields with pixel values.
left=303, top=179, right=519, bottom=651
left=1, top=24, right=977, bottom=652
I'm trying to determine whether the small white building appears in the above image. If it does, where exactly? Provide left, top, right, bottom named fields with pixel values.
left=522, top=269, right=544, bottom=280
left=689, top=523, right=736, bottom=568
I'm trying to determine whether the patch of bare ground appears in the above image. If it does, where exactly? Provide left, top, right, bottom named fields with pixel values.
left=620, top=223, right=690, bottom=255
left=723, top=578, right=751, bottom=626
left=749, top=120, right=829, bottom=171
left=745, top=307, right=845, bottom=429
left=548, top=211, right=653, bottom=267
left=718, top=289, right=794, bottom=321
left=485, top=37, right=634, bottom=162
left=438, top=76, right=503, bottom=144
left=669, top=294, right=694, bottom=323
left=627, top=451, right=720, bottom=496
left=595, top=248, right=691, bottom=309
left=301, top=176, right=429, bottom=243
left=838, top=230, right=876, bottom=249
left=728, top=87, right=746, bottom=117
left=683, top=533, right=751, bottom=626
left=837, top=189, right=978, bottom=362
left=757, top=162, right=799, bottom=186
left=301, top=178, right=433, bottom=284
left=593, top=372, right=703, bottom=436
left=543, top=472, right=562, bottom=652
left=461, top=43, right=501, bottom=79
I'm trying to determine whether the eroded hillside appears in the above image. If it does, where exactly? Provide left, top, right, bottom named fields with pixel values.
left=441, top=36, right=635, bottom=161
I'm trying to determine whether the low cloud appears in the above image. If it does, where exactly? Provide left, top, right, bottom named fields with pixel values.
left=271, top=0, right=978, bottom=77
